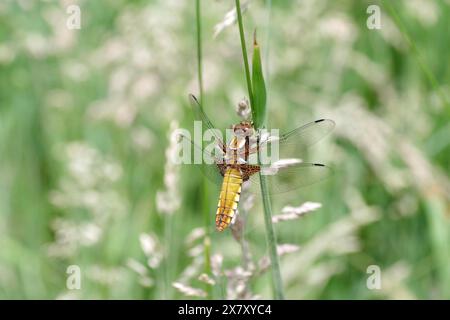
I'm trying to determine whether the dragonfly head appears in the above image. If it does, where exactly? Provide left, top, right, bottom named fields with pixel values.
left=232, top=121, right=254, bottom=138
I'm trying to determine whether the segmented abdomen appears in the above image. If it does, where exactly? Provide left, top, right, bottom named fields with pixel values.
left=216, top=167, right=242, bottom=232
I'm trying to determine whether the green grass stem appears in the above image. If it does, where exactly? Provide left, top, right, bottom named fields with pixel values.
left=235, top=0, right=284, bottom=300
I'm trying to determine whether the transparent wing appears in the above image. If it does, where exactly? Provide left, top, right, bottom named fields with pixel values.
left=279, top=119, right=335, bottom=146
left=244, top=119, right=335, bottom=193
left=178, top=132, right=224, bottom=186
left=247, top=161, right=333, bottom=195
left=189, top=94, right=226, bottom=152
left=242, top=119, right=335, bottom=160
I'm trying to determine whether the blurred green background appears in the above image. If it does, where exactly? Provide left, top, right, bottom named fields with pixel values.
left=0, top=0, right=449, bottom=299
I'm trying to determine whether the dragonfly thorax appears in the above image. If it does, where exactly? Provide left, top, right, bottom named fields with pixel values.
left=223, top=136, right=248, bottom=165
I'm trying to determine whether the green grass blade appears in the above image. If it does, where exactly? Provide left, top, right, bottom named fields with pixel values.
left=251, top=31, right=267, bottom=129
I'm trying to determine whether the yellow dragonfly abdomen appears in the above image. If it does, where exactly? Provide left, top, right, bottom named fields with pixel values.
left=216, top=167, right=242, bottom=231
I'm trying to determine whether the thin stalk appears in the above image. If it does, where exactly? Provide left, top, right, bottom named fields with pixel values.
left=258, top=172, right=284, bottom=299
left=235, top=0, right=254, bottom=110
left=235, top=0, right=284, bottom=299
left=196, top=0, right=213, bottom=298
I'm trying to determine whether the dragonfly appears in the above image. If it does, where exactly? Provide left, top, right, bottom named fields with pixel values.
left=182, top=94, right=335, bottom=232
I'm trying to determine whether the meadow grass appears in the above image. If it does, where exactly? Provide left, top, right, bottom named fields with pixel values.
left=0, top=0, right=449, bottom=299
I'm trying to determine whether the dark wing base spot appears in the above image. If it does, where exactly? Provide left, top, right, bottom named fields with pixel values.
left=240, top=164, right=260, bottom=181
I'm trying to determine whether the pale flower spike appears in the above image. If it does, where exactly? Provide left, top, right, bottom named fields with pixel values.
left=272, top=202, right=322, bottom=223
left=172, top=282, right=207, bottom=298
left=213, top=1, right=251, bottom=38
